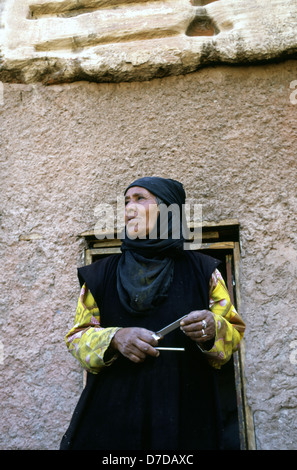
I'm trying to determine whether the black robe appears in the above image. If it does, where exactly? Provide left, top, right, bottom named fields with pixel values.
left=60, top=251, right=223, bottom=450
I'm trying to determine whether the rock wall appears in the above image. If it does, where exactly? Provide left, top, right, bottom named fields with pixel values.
left=0, top=60, right=297, bottom=450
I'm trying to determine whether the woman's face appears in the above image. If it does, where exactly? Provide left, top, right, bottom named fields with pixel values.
left=125, top=186, right=159, bottom=239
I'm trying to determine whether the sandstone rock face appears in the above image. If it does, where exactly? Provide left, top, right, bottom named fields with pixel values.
left=0, top=0, right=297, bottom=84
left=0, top=61, right=297, bottom=449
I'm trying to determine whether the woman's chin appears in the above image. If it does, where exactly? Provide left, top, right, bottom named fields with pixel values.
left=126, top=225, right=146, bottom=239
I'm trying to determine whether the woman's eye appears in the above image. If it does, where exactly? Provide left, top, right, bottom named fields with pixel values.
left=124, top=195, right=146, bottom=205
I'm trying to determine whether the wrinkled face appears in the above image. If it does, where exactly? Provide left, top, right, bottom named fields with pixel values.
left=124, top=186, right=159, bottom=239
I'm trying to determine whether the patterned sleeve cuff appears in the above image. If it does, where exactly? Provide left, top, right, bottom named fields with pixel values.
left=103, top=327, right=122, bottom=365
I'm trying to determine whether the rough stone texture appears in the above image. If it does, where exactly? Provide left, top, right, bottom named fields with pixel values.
left=0, top=60, right=297, bottom=450
left=0, top=0, right=297, bottom=84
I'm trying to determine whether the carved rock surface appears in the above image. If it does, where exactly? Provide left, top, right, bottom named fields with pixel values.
left=0, top=0, right=297, bottom=83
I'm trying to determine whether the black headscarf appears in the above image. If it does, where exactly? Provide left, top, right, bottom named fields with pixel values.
left=117, top=177, right=186, bottom=316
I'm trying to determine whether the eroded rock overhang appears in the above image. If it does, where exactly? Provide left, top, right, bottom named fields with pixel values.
left=0, top=0, right=297, bottom=84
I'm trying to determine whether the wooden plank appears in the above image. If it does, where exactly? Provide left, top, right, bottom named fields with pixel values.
left=233, top=242, right=256, bottom=450
left=233, top=350, right=247, bottom=449
left=199, top=241, right=235, bottom=250
left=87, top=241, right=234, bottom=254
left=91, top=232, right=220, bottom=247
left=224, top=252, right=246, bottom=449
left=85, top=249, right=93, bottom=266
left=202, top=231, right=219, bottom=239
left=88, top=247, right=121, bottom=255
left=231, top=244, right=248, bottom=449
left=93, top=239, right=122, bottom=248
left=79, top=220, right=239, bottom=239
left=233, top=242, right=241, bottom=311
left=190, top=218, right=239, bottom=228
left=226, top=254, right=235, bottom=305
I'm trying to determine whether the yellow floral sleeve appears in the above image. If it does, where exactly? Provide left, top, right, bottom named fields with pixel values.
left=201, top=269, right=246, bottom=369
left=65, top=284, right=120, bottom=374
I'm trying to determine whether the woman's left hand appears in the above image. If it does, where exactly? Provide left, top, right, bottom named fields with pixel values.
left=180, top=310, right=216, bottom=344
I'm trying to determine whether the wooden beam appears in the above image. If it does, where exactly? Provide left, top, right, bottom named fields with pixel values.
left=233, top=242, right=256, bottom=450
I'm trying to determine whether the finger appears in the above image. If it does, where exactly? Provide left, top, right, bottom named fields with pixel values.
left=135, top=339, right=160, bottom=358
left=128, top=352, right=146, bottom=363
left=180, top=321, right=201, bottom=333
left=196, top=335, right=210, bottom=343
left=180, top=320, right=205, bottom=335
left=125, top=341, right=150, bottom=361
left=180, top=310, right=208, bottom=326
left=182, top=330, right=199, bottom=341
left=185, top=329, right=209, bottom=342
left=138, top=329, right=160, bottom=347
left=181, top=322, right=212, bottom=339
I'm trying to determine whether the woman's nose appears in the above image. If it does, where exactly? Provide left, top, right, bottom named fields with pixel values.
left=126, top=203, right=138, bottom=218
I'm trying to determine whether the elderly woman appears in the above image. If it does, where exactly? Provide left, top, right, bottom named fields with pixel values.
left=60, top=177, right=245, bottom=450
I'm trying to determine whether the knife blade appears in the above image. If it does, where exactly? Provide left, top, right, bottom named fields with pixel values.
left=152, top=314, right=188, bottom=341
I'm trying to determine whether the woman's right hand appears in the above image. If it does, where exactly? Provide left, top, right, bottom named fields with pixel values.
left=111, top=327, right=160, bottom=363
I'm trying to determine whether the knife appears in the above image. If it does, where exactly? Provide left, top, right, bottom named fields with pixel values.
left=152, top=314, right=188, bottom=342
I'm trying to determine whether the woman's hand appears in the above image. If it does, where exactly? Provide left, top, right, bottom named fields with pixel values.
left=180, top=310, right=216, bottom=344
left=111, top=327, right=160, bottom=363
